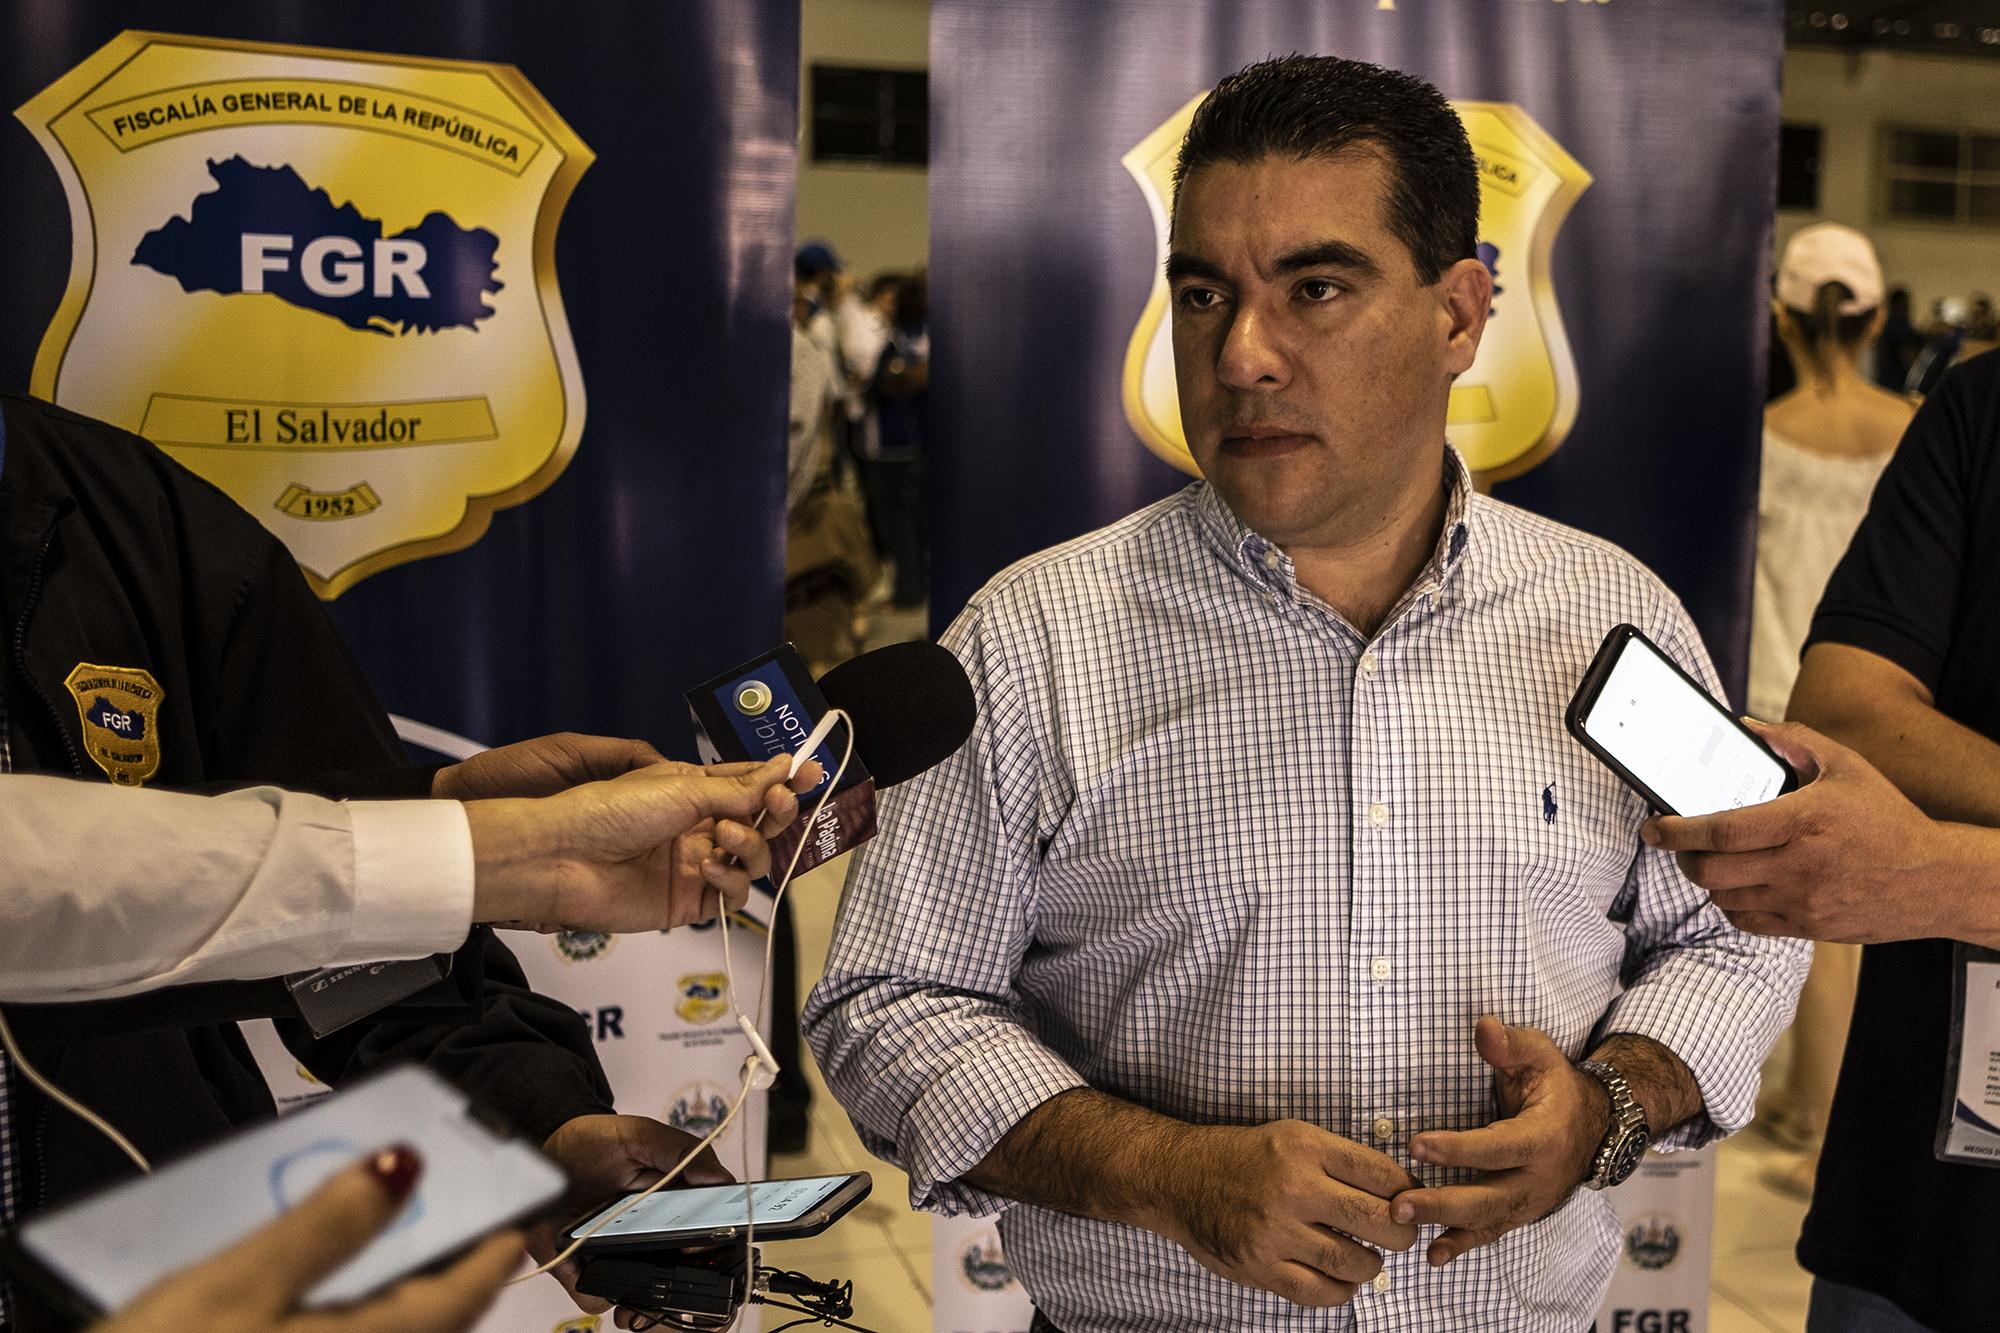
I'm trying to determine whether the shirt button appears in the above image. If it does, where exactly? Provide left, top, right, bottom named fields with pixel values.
left=1373, top=1116, right=1395, bottom=1141
left=1367, top=802, right=1389, bottom=827
left=1370, top=958, right=1392, bottom=981
left=1261, top=548, right=1281, bottom=570
left=1373, top=1272, right=1392, bottom=1293
left=1359, top=652, right=1378, bottom=679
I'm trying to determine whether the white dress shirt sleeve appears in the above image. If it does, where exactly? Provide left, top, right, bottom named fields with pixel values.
left=0, top=775, right=474, bottom=1003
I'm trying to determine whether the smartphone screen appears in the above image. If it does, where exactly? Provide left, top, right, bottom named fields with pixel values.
left=12, top=1066, right=565, bottom=1313
left=1577, top=632, right=1790, bottom=816
left=570, top=1175, right=855, bottom=1243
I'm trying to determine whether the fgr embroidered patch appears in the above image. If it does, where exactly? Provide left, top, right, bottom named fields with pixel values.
left=65, top=662, right=164, bottom=786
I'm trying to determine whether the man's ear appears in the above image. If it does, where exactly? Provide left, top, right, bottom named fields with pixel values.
left=1438, top=256, right=1493, bottom=378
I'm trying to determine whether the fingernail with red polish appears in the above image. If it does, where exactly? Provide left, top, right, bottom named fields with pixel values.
left=367, top=1144, right=423, bottom=1202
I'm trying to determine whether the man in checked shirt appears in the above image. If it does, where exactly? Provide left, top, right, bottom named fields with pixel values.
left=803, top=55, right=1809, bottom=1332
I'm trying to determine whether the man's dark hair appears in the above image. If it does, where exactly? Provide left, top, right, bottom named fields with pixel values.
left=1173, top=54, right=1478, bottom=283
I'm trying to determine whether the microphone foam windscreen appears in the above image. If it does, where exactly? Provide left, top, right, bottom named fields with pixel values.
left=816, top=640, right=976, bottom=789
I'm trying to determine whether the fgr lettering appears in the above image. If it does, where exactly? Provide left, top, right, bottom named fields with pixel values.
left=1610, top=1311, right=1691, bottom=1333
left=577, top=1005, right=626, bottom=1041
left=241, top=232, right=430, bottom=299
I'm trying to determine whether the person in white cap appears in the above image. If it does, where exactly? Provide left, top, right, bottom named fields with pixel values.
left=1751, top=222, right=1914, bottom=1196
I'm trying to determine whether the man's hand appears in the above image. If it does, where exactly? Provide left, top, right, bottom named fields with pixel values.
left=98, top=1147, right=520, bottom=1333
left=1146, top=1120, right=1421, bottom=1308
left=962, top=1088, right=1418, bottom=1310
left=1391, top=1017, right=1609, bottom=1269
left=528, top=1114, right=734, bottom=1316
left=467, top=756, right=821, bottom=933
left=434, top=733, right=666, bottom=801
left=1641, top=719, right=1987, bottom=944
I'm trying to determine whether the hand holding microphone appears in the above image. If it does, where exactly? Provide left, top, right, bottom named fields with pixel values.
left=466, top=755, right=822, bottom=934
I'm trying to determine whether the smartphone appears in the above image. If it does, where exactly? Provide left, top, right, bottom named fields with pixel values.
left=1566, top=623, right=1800, bottom=817
left=567, top=1172, right=872, bottom=1252
left=0, top=1065, right=567, bottom=1325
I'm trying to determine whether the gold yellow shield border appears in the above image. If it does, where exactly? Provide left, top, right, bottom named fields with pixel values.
left=15, top=30, right=594, bottom=598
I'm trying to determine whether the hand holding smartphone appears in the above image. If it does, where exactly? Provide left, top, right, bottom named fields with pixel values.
left=1567, top=624, right=1801, bottom=817
left=566, top=1172, right=871, bottom=1252
left=0, top=1066, right=567, bottom=1326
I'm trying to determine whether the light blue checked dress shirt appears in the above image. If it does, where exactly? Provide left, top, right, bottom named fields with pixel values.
left=804, top=450, right=1809, bottom=1332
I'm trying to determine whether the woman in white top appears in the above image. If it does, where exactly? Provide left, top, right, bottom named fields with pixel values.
left=1753, top=223, right=1916, bottom=1195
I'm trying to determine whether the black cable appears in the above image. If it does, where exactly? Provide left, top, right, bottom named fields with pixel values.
left=755, top=1297, right=883, bottom=1333
left=624, top=1310, right=733, bottom=1333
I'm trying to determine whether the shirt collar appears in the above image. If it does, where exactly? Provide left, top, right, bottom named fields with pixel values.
left=1194, top=445, right=1477, bottom=601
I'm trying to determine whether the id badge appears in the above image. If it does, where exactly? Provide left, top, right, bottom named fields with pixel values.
left=1936, top=943, right=2000, bottom=1167
left=285, top=953, right=455, bottom=1038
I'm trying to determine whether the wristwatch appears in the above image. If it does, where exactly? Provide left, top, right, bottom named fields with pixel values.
left=1577, top=1059, right=1650, bottom=1190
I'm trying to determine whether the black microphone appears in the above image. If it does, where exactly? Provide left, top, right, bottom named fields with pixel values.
left=815, top=640, right=975, bottom=789
left=686, top=639, right=975, bottom=877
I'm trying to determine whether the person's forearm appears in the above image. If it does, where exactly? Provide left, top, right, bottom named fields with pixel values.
left=1586, top=1034, right=1703, bottom=1139
left=961, top=1088, right=1194, bottom=1232
left=1790, top=651, right=2000, bottom=825
left=1931, top=822, right=2000, bottom=949
left=460, top=798, right=564, bottom=925
left=0, top=779, right=467, bottom=1002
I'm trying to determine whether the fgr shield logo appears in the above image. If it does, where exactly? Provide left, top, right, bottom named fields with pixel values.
left=17, top=31, right=592, bottom=596
left=676, top=973, right=730, bottom=1025
left=1120, top=94, right=1589, bottom=483
left=64, top=662, right=164, bottom=786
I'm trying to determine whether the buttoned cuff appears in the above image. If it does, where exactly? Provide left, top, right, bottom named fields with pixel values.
left=1599, top=939, right=1810, bottom=1150
left=891, top=1036, right=1089, bottom=1217
left=344, top=799, right=476, bottom=960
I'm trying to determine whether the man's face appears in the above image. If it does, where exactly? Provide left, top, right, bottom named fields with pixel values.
left=1169, top=151, right=1487, bottom=549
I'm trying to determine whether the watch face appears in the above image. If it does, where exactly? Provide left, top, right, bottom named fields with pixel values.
left=1609, top=1131, right=1649, bottom=1184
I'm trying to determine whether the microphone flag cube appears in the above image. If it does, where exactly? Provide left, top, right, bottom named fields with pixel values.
left=685, top=642, right=877, bottom=879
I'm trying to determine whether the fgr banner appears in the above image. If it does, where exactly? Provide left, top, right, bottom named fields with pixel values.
left=4, top=7, right=799, bottom=1333
left=929, top=0, right=1778, bottom=705
left=1601, top=1150, right=1716, bottom=1333
left=0, top=1, right=798, bottom=757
